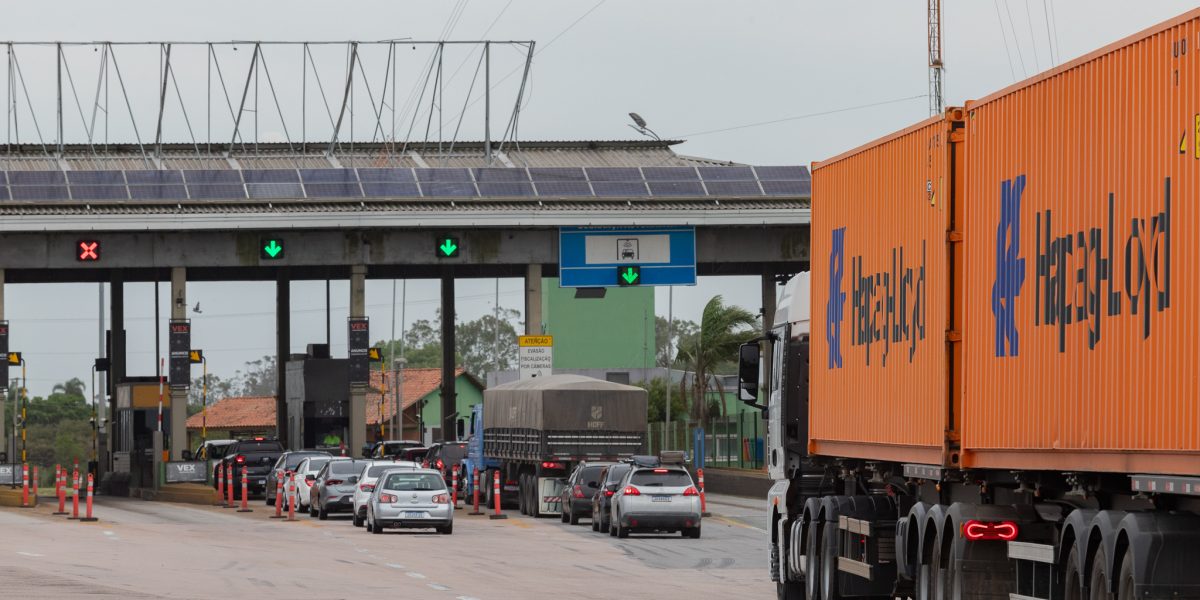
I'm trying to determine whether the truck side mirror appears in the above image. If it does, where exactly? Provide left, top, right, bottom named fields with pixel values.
left=455, top=418, right=466, bottom=440
left=738, top=343, right=761, bottom=403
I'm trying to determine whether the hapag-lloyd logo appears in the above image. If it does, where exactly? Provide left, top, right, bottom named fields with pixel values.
left=991, top=175, right=1173, bottom=356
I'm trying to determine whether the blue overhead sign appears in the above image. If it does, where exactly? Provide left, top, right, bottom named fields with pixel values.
left=559, top=226, right=697, bottom=287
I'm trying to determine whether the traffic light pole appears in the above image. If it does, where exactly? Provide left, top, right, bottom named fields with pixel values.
left=20, top=358, right=26, bottom=465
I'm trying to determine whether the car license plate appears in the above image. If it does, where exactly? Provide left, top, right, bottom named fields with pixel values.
left=403, top=511, right=425, bottom=519
left=652, top=495, right=671, bottom=502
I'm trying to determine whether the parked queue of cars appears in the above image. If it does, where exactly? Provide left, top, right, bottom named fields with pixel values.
left=198, top=439, right=701, bottom=539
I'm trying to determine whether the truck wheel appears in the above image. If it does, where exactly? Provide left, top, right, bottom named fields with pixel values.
left=1088, top=545, right=1110, bottom=600
left=819, top=519, right=840, bottom=600
left=518, top=475, right=527, bottom=515
left=1116, top=551, right=1134, bottom=600
left=530, top=479, right=542, bottom=518
left=805, top=517, right=823, bottom=600
left=777, top=581, right=805, bottom=600
left=1063, top=545, right=1084, bottom=600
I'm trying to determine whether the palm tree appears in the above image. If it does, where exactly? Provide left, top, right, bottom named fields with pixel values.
left=675, top=295, right=758, bottom=429
left=52, top=377, right=86, bottom=398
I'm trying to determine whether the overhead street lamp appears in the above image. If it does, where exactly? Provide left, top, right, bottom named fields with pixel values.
left=628, top=112, right=662, bottom=141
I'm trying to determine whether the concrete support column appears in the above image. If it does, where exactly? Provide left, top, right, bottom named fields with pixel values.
left=761, top=270, right=778, bottom=401
left=275, top=274, right=290, bottom=449
left=169, top=267, right=187, bottom=461
left=0, top=268, right=5, bottom=458
left=524, top=264, right=543, bottom=335
left=110, top=273, right=126, bottom=457
left=440, top=275, right=456, bottom=443
left=348, top=265, right=367, bottom=456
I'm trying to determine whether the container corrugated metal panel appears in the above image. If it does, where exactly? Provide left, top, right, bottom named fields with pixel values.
left=810, top=115, right=955, bottom=465
left=962, top=9, right=1200, bottom=475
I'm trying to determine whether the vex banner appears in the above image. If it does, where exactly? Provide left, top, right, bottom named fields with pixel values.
left=169, top=320, right=191, bottom=388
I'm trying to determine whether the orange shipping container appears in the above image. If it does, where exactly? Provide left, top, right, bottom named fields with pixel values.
left=961, top=10, right=1200, bottom=475
left=809, top=114, right=961, bottom=467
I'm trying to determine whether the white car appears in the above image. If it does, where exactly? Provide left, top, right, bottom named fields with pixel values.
left=293, top=456, right=340, bottom=512
left=352, top=461, right=420, bottom=527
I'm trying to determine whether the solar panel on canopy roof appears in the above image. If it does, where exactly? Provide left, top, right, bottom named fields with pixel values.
left=754, top=166, right=810, bottom=181
left=184, top=169, right=244, bottom=184
left=67, top=170, right=126, bottom=185
left=702, top=181, right=763, bottom=196
left=247, top=183, right=305, bottom=199
left=585, top=167, right=641, bottom=182
left=300, top=168, right=359, bottom=183
left=420, top=182, right=477, bottom=197
left=9, top=185, right=69, bottom=200
left=242, top=169, right=300, bottom=184
left=591, top=181, right=649, bottom=197
left=187, top=183, right=247, bottom=199
left=528, top=168, right=586, bottom=182
left=760, top=180, right=811, bottom=196
left=361, top=182, right=421, bottom=197
left=70, top=185, right=130, bottom=200
left=531, top=181, right=592, bottom=196
left=648, top=181, right=706, bottom=196
left=473, top=168, right=529, bottom=182
left=126, top=170, right=184, bottom=185
left=129, top=185, right=188, bottom=200
left=641, top=167, right=699, bottom=181
left=697, top=166, right=756, bottom=181
left=478, top=182, right=534, bottom=197
left=415, top=168, right=473, bottom=183
left=304, top=182, right=363, bottom=198
left=8, top=171, right=66, bottom=185
left=357, top=168, right=416, bottom=183
left=0, top=187, right=8, bottom=201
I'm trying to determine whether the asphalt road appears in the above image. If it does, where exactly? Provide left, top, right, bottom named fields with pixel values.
left=0, top=493, right=771, bottom=599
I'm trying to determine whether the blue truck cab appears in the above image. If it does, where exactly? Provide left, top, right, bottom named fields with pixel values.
left=460, top=404, right=499, bottom=497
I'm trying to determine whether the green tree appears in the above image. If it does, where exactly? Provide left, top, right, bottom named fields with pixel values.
left=374, top=307, right=518, bottom=376
left=642, top=377, right=689, bottom=424
left=655, top=316, right=699, bottom=368
left=675, top=296, right=758, bottom=427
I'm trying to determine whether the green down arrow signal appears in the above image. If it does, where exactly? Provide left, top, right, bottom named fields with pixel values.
left=621, top=267, right=640, bottom=285
left=263, top=240, right=284, bottom=258
left=439, top=238, right=459, bottom=257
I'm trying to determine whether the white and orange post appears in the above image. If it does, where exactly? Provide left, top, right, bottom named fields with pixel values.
left=53, top=465, right=67, bottom=515
left=216, top=462, right=225, bottom=506
left=469, top=467, right=482, bottom=515
left=79, top=473, right=97, bottom=522
left=489, top=470, right=507, bottom=520
left=271, top=473, right=285, bottom=519
left=19, top=463, right=29, bottom=507
left=451, top=465, right=460, bottom=509
left=237, top=466, right=252, bottom=512
left=286, top=473, right=297, bottom=522
left=225, top=463, right=234, bottom=508
left=698, top=468, right=710, bottom=516
left=70, top=469, right=80, bottom=519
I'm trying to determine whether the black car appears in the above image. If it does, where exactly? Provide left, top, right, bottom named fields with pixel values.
left=218, top=438, right=285, bottom=497
left=560, top=461, right=613, bottom=525
left=590, top=463, right=632, bottom=533
left=265, top=450, right=331, bottom=506
left=371, top=440, right=424, bottom=460
left=423, top=442, right=468, bottom=488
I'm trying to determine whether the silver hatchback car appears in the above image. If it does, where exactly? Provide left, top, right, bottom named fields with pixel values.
left=610, top=465, right=702, bottom=538
left=364, top=468, right=453, bottom=534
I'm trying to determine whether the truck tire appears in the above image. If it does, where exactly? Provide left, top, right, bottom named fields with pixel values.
left=530, top=478, right=542, bottom=518
left=918, top=524, right=943, bottom=600
left=805, top=515, right=823, bottom=600
left=518, top=475, right=528, bottom=515
left=1088, top=545, right=1110, bottom=600
left=1063, top=545, right=1084, bottom=600
left=819, top=519, right=840, bottom=600
left=1116, top=551, right=1134, bottom=600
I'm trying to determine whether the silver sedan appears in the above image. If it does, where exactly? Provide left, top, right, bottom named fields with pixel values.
left=364, top=468, right=453, bottom=534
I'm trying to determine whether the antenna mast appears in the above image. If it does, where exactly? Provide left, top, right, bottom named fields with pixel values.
left=928, top=0, right=945, bottom=116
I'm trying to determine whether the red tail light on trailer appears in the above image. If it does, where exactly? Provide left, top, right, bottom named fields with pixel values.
left=962, top=520, right=1019, bottom=542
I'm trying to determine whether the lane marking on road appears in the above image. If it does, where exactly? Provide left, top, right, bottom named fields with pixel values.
left=710, top=515, right=766, bottom=532
left=406, top=572, right=427, bottom=579
left=386, top=563, right=407, bottom=570
left=427, top=583, right=451, bottom=591
left=456, top=596, right=482, bottom=600
left=16, top=552, right=43, bottom=557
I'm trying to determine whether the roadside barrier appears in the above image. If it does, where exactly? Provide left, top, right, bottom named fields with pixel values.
left=270, top=474, right=285, bottom=519
left=216, top=463, right=225, bottom=506
left=224, top=464, right=234, bottom=508
left=698, top=468, right=710, bottom=517
left=20, top=464, right=29, bottom=507
left=79, top=473, right=97, bottom=522
left=469, top=467, right=482, bottom=515
left=451, top=465, right=460, bottom=509
left=489, top=470, right=507, bottom=520
left=286, top=473, right=297, bottom=521
left=70, top=470, right=80, bottom=519
left=53, top=465, right=67, bottom=515
left=237, top=466, right=252, bottom=513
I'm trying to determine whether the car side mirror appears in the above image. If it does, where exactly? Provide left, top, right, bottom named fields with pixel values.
left=305, top=474, right=316, bottom=482
left=182, top=450, right=193, bottom=461
left=738, top=342, right=764, bottom=406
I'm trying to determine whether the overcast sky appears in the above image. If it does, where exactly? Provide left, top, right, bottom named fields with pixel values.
left=4, top=0, right=1196, bottom=396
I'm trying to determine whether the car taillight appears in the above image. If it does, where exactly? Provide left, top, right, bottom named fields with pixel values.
left=380, top=493, right=398, bottom=503
left=653, top=469, right=668, bottom=473
left=962, top=520, right=1019, bottom=542
left=604, top=490, right=614, bottom=497
left=359, top=484, right=375, bottom=492
left=235, top=455, right=245, bottom=464
left=432, top=494, right=450, bottom=504
left=541, top=461, right=564, bottom=470
left=573, top=485, right=585, bottom=499
left=326, top=479, right=343, bottom=486
left=623, top=486, right=640, bottom=496
left=682, top=486, right=699, bottom=496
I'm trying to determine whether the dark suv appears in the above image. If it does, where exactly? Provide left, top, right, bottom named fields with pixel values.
left=423, top=442, right=468, bottom=488
left=218, top=439, right=285, bottom=497
left=560, top=461, right=613, bottom=525
left=590, top=463, right=632, bottom=533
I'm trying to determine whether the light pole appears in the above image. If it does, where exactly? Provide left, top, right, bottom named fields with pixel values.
left=628, top=112, right=662, bottom=141
left=665, top=287, right=673, bottom=451
left=19, top=356, right=26, bottom=466
left=394, top=357, right=407, bottom=441
left=200, top=354, right=207, bottom=442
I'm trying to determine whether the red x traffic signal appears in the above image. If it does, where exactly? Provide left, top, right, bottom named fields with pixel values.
left=76, top=240, right=100, bottom=262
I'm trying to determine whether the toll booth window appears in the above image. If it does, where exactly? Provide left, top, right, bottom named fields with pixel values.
left=383, top=473, right=446, bottom=491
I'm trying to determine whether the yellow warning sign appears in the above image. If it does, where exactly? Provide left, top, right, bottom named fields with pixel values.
left=188, top=349, right=204, bottom=364
left=368, top=347, right=383, bottom=362
left=6, top=352, right=20, bottom=365
left=518, top=335, right=553, bottom=347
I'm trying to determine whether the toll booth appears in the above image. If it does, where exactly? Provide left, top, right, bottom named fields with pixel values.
left=286, top=345, right=350, bottom=451
left=111, top=379, right=174, bottom=491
